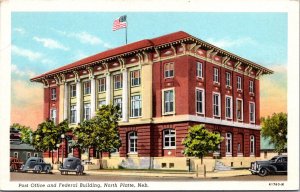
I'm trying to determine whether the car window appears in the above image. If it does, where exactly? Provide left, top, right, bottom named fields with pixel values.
left=270, top=157, right=277, bottom=161
left=282, top=157, right=287, bottom=162
left=68, top=159, right=74, bottom=162
left=30, top=160, right=36, bottom=162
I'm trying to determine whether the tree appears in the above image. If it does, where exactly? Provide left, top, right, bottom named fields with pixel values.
left=73, top=104, right=122, bottom=162
left=261, top=113, right=287, bottom=154
left=182, top=124, right=223, bottom=164
left=10, top=123, right=33, bottom=144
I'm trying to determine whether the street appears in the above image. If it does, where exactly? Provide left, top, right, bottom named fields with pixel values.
left=11, top=172, right=287, bottom=181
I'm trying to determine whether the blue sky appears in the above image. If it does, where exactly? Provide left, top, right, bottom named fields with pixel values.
left=11, top=12, right=287, bottom=127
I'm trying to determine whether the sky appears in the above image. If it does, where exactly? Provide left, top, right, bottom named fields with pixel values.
left=11, top=12, right=288, bottom=129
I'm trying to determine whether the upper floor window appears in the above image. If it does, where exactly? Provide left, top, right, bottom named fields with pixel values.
left=83, top=81, right=91, bottom=95
left=50, top=108, right=57, bottom=124
left=196, top=88, right=204, bottom=114
left=213, top=68, right=219, bottom=83
left=70, top=105, right=76, bottom=124
left=51, top=88, right=56, bottom=100
left=226, top=72, right=231, bottom=87
left=226, top=132, right=232, bottom=155
left=163, top=129, right=176, bottom=149
left=213, top=93, right=220, bottom=117
left=98, top=77, right=106, bottom=93
left=70, top=84, right=76, bottom=97
left=236, top=99, right=243, bottom=121
left=196, top=62, right=203, bottom=78
left=164, top=62, right=174, bottom=78
left=249, top=80, right=254, bottom=93
left=83, top=103, right=91, bottom=120
left=114, top=97, right=122, bottom=118
left=163, top=89, right=174, bottom=114
left=130, top=95, right=141, bottom=117
left=114, top=74, right=123, bottom=90
left=237, top=76, right=242, bottom=90
left=249, top=102, right=255, bottom=123
left=128, top=131, right=138, bottom=153
left=225, top=96, right=232, bottom=119
left=250, top=135, right=255, bottom=155
left=131, top=70, right=141, bottom=87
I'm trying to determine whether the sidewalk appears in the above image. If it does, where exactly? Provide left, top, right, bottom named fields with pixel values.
left=52, top=169, right=251, bottom=179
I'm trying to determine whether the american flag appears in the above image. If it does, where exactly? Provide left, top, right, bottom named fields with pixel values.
left=112, top=15, right=127, bottom=31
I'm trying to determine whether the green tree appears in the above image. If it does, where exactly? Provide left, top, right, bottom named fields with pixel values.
left=261, top=112, right=287, bottom=154
left=10, top=123, right=33, bottom=144
left=73, top=104, right=122, bottom=162
left=182, top=124, right=223, bottom=164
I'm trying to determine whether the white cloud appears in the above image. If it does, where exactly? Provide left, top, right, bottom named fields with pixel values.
left=206, top=37, right=256, bottom=49
left=11, top=64, right=36, bottom=78
left=33, top=36, right=69, bottom=51
left=13, top=27, right=26, bottom=35
left=12, top=45, right=42, bottom=61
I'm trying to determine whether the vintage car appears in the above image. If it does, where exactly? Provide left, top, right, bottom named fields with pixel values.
left=10, top=157, right=23, bottom=172
left=20, top=157, right=52, bottom=174
left=249, top=155, right=287, bottom=176
left=59, top=157, right=84, bottom=175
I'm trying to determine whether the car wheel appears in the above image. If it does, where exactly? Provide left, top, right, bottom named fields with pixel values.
left=45, top=166, right=50, bottom=174
left=34, top=165, right=42, bottom=174
left=259, top=168, right=268, bottom=176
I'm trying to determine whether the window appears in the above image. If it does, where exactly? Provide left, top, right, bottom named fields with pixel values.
left=249, top=102, right=255, bottom=123
left=130, top=95, right=141, bottom=117
left=213, top=132, right=221, bottom=156
left=34, top=153, right=38, bottom=157
left=114, top=74, right=123, bottom=89
left=236, top=99, right=243, bottom=121
left=250, top=135, right=255, bottom=155
left=128, top=132, right=137, bottom=153
left=164, top=89, right=174, bottom=114
left=114, top=97, right=122, bottom=118
left=213, top=93, right=220, bottom=117
left=14, top=152, right=18, bottom=158
left=83, top=81, right=91, bottom=95
left=225, top=96, right=232, bottom=119
left=98, top=78, right=106, bottom=93
left=164, top=62, right=174, bottom=78
left=213, top=68, right=219, bottom=83
left=70, top=105, right=76, bottom=124
left=196, top=88, right=204, bottom=114
left=196, top=62, right=203, bottom=78
left=163, top=129, right=176, bottom=149
left=50, top=108, right=57, bottom=123
left=70, top=84, right=76, bottom=97
left=83, top=103, right=91, bottom=120
left=226, top=133, right=232, bottom=155
left=51, top=88, right=56, bottom=100
left=131, top=70, right=141, bottom=87
left=27, top=152, right=31, bottom=159
left=98, top=100, right=106, bottom=108
left=249, top=80, right=254, bottom=93
left=226, top=72, right=231, bottom=87
left=237, top=76, right=242, bottom=90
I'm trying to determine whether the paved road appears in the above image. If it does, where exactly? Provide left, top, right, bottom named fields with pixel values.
left=11, top=172, right=287, bottom=181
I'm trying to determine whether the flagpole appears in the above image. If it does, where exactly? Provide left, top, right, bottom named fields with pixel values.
left=125, top=15, right=128, bottom=44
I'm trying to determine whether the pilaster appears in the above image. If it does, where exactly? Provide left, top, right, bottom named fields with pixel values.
left=122, top=68, right=128, bottom=122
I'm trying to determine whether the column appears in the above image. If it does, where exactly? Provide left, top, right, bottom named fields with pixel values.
left=63, top=82, right=68, bottom=120
left=76, top=81, right=81, bottom=124
left=59, top=84, right=65, bottom=123
left=91, top=77, right=96, bottom=117
left=122, top=68, right=128, bottom=122
left=106, top=73, right=111, bottom=105
left=141, top=63, right=153, bottom=120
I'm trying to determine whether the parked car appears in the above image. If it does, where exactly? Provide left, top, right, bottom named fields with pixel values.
left=59, top=157, right=84, bottom=175
left=10, top=157, right=23, bottom=172
left=20, top=157, right=52, bottom=174
left=249, top=155, right=287, bottom=176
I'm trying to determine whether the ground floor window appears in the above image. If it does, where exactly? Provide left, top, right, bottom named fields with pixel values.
left=128, top=132, right=138, bottom=153
left=70, top=105, right=76, bottom=124
left=250, top=135, right=255, bottom=155
left=163, top=129, right=176, bottom=149
left=226, top=132, right=232, bottom=156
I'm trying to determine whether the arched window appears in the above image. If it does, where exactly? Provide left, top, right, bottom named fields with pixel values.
left=226, top=132, right=232, bottom=156
left=213, top=131, right=221, bottom=157
left=250, top=135, right=255, bottom=155
left=128, top=132, right=138, bottom=153
left=163, top=129, right=176, bottom=149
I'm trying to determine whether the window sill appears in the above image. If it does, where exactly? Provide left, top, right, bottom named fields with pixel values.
left=196, top=112, right=205, bottom=116
left=213, top=152, right=220, bottom=156
left=51, top=99, right=57, bottom=101
left=129, top=116, right=142, bottom=119
left=163, top=147, right=176, bottom=150
left=237, top=89, right=243, bottom=92
left=249, top=92, right=255, bottom=96
left=114, top=88, right=123, bottom=91
left=213, top=82, right=220, bottom=85
left=226, top=85, right=232, bottom=89
left=237, top=153, right=244, bottom=157
left=163, top=112, right=175, bottom=116
left=196, top=76, right=204, bottom=80
left=98, top=91, right=106, bottom=94
left=226, top=153, right=232, bottom=157
left=83, top=94, right=91, bottom=96
left=70, top=96, right=76, bottom=99
left=225, top=117, right=232, bottom=121
left=131, top=84, right=141, bottom=88
left=164, top=76, right=174, bottom=80
left=213, top=115, right=221, bottom=118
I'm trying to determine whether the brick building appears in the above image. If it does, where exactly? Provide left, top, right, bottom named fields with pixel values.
left=31, top=31, right=272, bottom=170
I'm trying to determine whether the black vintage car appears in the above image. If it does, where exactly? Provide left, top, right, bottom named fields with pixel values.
left=20, top=157, right=52, bottom=174
left=59, top=157, right=84, bottom=175
left=249, top=155, right=287, bottom=176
